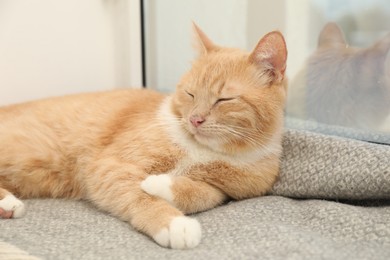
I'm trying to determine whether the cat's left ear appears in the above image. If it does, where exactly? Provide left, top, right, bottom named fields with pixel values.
left=318, top=22, right=347, bottom=48
left=369, top=33, right=390, bottom=75
left=192, top=22, right=217, bottom=54
left=371, top=33, right=390, bottom=54
left=249, top=31, right=287, bottom=83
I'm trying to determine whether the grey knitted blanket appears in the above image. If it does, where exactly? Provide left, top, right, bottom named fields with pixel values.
left=1, top=129, right=389, bottom=259
left=273, top=129, right=390, bottom=200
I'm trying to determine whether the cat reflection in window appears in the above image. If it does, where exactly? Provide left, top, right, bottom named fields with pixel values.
left=288, top=22, right=390, bottom=132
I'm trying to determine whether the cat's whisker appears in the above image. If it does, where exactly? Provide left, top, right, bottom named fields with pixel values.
left=203, top=124, right=277, bottom=153
left=208, top=124, right=265, bottom=141
left=203, top=126, right=261, bottom=147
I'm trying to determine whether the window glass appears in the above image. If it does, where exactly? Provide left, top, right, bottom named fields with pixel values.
left=143, top=0, right=390, bottom=144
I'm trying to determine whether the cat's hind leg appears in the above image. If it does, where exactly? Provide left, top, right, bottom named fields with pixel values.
left=0, top=188, right=26, bottom=219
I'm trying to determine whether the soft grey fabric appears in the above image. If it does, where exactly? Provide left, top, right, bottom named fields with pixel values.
left=0, top=241, right=41, bottom=260
left=272, top=129, right=390, bottom=199
left=1, top=197, right=389, bottom=260
left=1, top=129, right=389, bottom=259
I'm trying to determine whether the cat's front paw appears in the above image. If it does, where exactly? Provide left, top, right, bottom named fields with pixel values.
left=153, top=216, right=201, bottom=249
left=141, top=174, right=174, bottom=204
left=0, top=194, right=26, bottom=218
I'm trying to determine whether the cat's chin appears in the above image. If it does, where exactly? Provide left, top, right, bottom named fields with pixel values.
left=192, top=132, right=210, bottom=144
left=188, top=130, right=213, bottom=146
left=191, top=133, right=225, bottom=153
left=193, top=133, right=210, bottom=144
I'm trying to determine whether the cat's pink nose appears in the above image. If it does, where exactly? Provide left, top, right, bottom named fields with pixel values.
left=190, top=115, right=205, bottom=127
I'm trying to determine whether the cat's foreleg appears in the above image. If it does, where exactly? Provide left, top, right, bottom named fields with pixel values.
left=141, top=174, right=227, bottom=214
left=142, top=159, right=278, bottom=214
left=84, top=158, right=201, bottom=249
left=189, top=161, right=279, bottom=200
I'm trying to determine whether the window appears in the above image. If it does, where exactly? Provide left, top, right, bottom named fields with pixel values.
left=142, top=0, right=390, bottom=144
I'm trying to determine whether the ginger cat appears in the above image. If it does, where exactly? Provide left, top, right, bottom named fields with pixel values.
left=287, top=22, right=390, bottom=131
left=0, top=24, right=287, bottom=249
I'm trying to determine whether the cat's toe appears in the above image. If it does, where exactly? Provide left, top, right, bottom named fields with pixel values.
left=153, top=227, right=170, bottom=248
left=141, top=174, right=173, bottom=203
left=169, top=216, right=201, bottom=249
left=12, top=201, right=26, bottom=218
left=153, top=216, right=201, bottom=249
left=0, top=194, right=26, bottom=218
left=0, top=208, right=13, bottom=219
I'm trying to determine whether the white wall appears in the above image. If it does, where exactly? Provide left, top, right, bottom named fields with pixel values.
left=0, top=0, right=142, bottom=106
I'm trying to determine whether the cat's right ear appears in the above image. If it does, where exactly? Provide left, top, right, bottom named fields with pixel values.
left=249, top=31, right=287, bottom=83
left=318, top=22, right=347, bottom=48
left=192, top=22, right=217, bottom=55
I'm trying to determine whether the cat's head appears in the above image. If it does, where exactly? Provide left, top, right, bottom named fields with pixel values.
left=171, top=24, right=287, bottom=154
left=305, top=22, right=390, bottom=128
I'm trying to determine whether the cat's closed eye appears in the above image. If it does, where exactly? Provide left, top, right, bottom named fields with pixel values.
left=215, top=97, right=235, bottom=105
left=185, top=90, right=194, bottom=99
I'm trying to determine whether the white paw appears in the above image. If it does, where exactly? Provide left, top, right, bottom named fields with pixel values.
left=141, top=174, right=174, bottom=204
left=153, top=216, right=202, bottom=249
left=0, top=194, right=26, bottom=218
